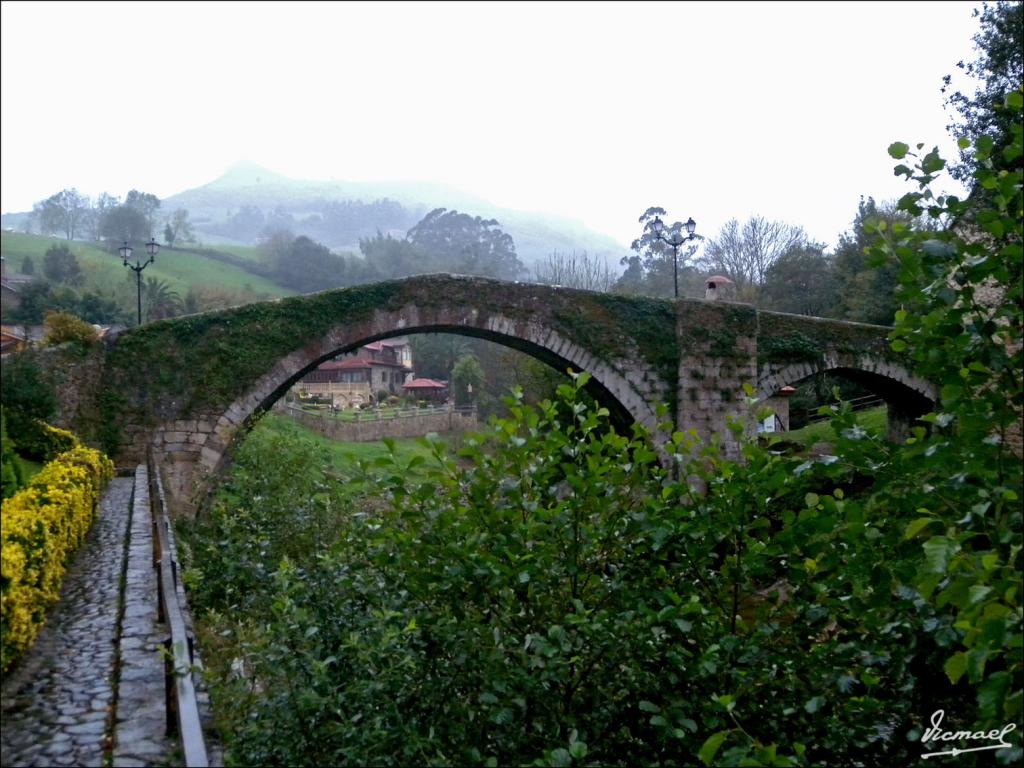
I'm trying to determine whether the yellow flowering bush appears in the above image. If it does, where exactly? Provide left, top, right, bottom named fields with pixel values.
left=1, top=445, right=114, bottom=673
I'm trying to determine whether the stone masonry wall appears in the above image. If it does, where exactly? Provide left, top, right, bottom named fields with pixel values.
left=273, top=405, right=479, bottom=443
left=675, top=301, right=759, bottom=459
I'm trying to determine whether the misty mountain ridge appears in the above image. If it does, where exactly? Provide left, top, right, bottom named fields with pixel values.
left=163, top=162, right=627, bottom=267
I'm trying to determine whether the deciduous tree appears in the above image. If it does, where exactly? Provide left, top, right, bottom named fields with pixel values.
left=269, top=235, right=348, bottom=293
left=42, top=244, right=84, bottom=286
left=533, top=250, right=615, bottom=292
left=760, top=243, right=837, bottom=316
left=451, top=353, right=484, bottom=406
left=163, top=208, right=195, bottom=247
left=98, top=205, right=150, bottom=248
left=943, top=0, right=1023, bottom=181
left=699, top=216, right=809, bottom=300
left=124, top=189, right=161, bottom=235
left=408, top=334, right=472, bottom=382
left=831, top=197, right=938, bottom=325
left=41, top=311, right=98, bottom=348
left=359, top=231, right=428, bottom=279
left=32, top=188, right=90, bottom=240
left=407, top=208, right=524, bottom=280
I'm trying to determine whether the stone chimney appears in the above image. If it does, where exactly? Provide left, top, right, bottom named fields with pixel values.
left=705, top=275, right=735, bottom=301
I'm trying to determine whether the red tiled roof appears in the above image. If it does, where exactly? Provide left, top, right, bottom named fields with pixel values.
left=403, top=378, right=447, bottom=389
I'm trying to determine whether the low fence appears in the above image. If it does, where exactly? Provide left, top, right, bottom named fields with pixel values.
left=803, top=394, right=885, bottom=425
left=276, top=403, right=479, bottom=443
left=147, top=451, right=210, bottom=767
left=289, top=403, right=467, bottom=422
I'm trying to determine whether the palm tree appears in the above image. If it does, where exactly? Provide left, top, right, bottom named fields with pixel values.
left=142, top=277, right=183, bottom=322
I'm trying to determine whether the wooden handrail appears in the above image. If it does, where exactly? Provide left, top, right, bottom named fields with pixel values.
left=147, top=451, right=209, bottom=767
left=804, top=394, right=885, bottom=424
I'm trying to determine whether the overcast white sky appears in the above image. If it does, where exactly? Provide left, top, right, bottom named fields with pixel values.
left=1, top=0, right=980, bottom=251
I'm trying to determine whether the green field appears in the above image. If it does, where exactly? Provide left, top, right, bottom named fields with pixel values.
left=199, top=242, right=265, bottom=263
left=267, top=406, right=891, bottom=464
left=783, top=405, right=887, bottom=446
left=254, top=412, right=448, bottom=471
left=0, top=232, right=293, bottom=301
left=139, top=245, right=291, bottom=297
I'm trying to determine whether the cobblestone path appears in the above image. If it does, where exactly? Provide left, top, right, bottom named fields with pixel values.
left=1, top=477, right=133, bottom=768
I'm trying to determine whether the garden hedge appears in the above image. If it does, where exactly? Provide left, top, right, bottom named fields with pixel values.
left=1, top=443, right=114, bottom=673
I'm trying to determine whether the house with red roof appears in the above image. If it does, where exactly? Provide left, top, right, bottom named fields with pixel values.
left=292, top=337, right=414, bottom=408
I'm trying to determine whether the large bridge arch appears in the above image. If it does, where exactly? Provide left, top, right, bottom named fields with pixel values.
left=122, top=277, right=675, bottom=515
left=185, top=308, right=662, bottom=489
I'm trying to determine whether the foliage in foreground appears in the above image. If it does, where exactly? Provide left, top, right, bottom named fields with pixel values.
left=183, top=95, right=1022, bottom=766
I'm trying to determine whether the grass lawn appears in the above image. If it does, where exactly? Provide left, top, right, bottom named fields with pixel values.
left=0, top=232, right=292, bottom=301
left=783, top=406, right=887, bottom=447
left=144, top=246, right=292, bottom=297
left=255, top=412, right=448, bottom=472
left=2, top=232, right=125, bottom=291
left=201, top=243, right=264, bottom=263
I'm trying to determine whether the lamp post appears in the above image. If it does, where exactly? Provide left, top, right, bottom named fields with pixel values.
left=119, top=238, right=160, bottom=326
left=650, top=215, right=698, bottom=299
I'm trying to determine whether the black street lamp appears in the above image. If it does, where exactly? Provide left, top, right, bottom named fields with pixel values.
left=119, top=238, right=160, bottom=326
left=651, top=215, right=698, bottom=298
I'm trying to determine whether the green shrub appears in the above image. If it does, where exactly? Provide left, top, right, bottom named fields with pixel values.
left=41, top=310, right=98, bottom=349
left=0, top=353, right=58, bottom=456
left=13, top=420, right=79, bottom=463
left=0, top=408, right=25, bottom=500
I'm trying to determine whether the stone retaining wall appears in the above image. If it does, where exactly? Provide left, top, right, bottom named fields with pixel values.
left=275, top=405, right=479, bottom=443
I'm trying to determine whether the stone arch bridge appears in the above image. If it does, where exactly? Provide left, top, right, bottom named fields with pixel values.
left=57, top=275, right=936, bottom=515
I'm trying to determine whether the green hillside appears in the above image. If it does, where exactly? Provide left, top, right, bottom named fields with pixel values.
left=1, top=232, right=294, bottom=301
left=199, top=242, right=264, bottom=263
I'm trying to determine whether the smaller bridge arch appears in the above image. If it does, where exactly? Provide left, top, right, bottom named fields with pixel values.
left=757, top=350, right=937, bottom=442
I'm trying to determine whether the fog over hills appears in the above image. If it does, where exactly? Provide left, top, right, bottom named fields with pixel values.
left=1, top=162, right=629, bottom=269
left=162, top=162, right=628, bottom=267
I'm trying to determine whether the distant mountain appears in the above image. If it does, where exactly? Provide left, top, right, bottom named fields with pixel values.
left=162, top=163, right=628, bottom=268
